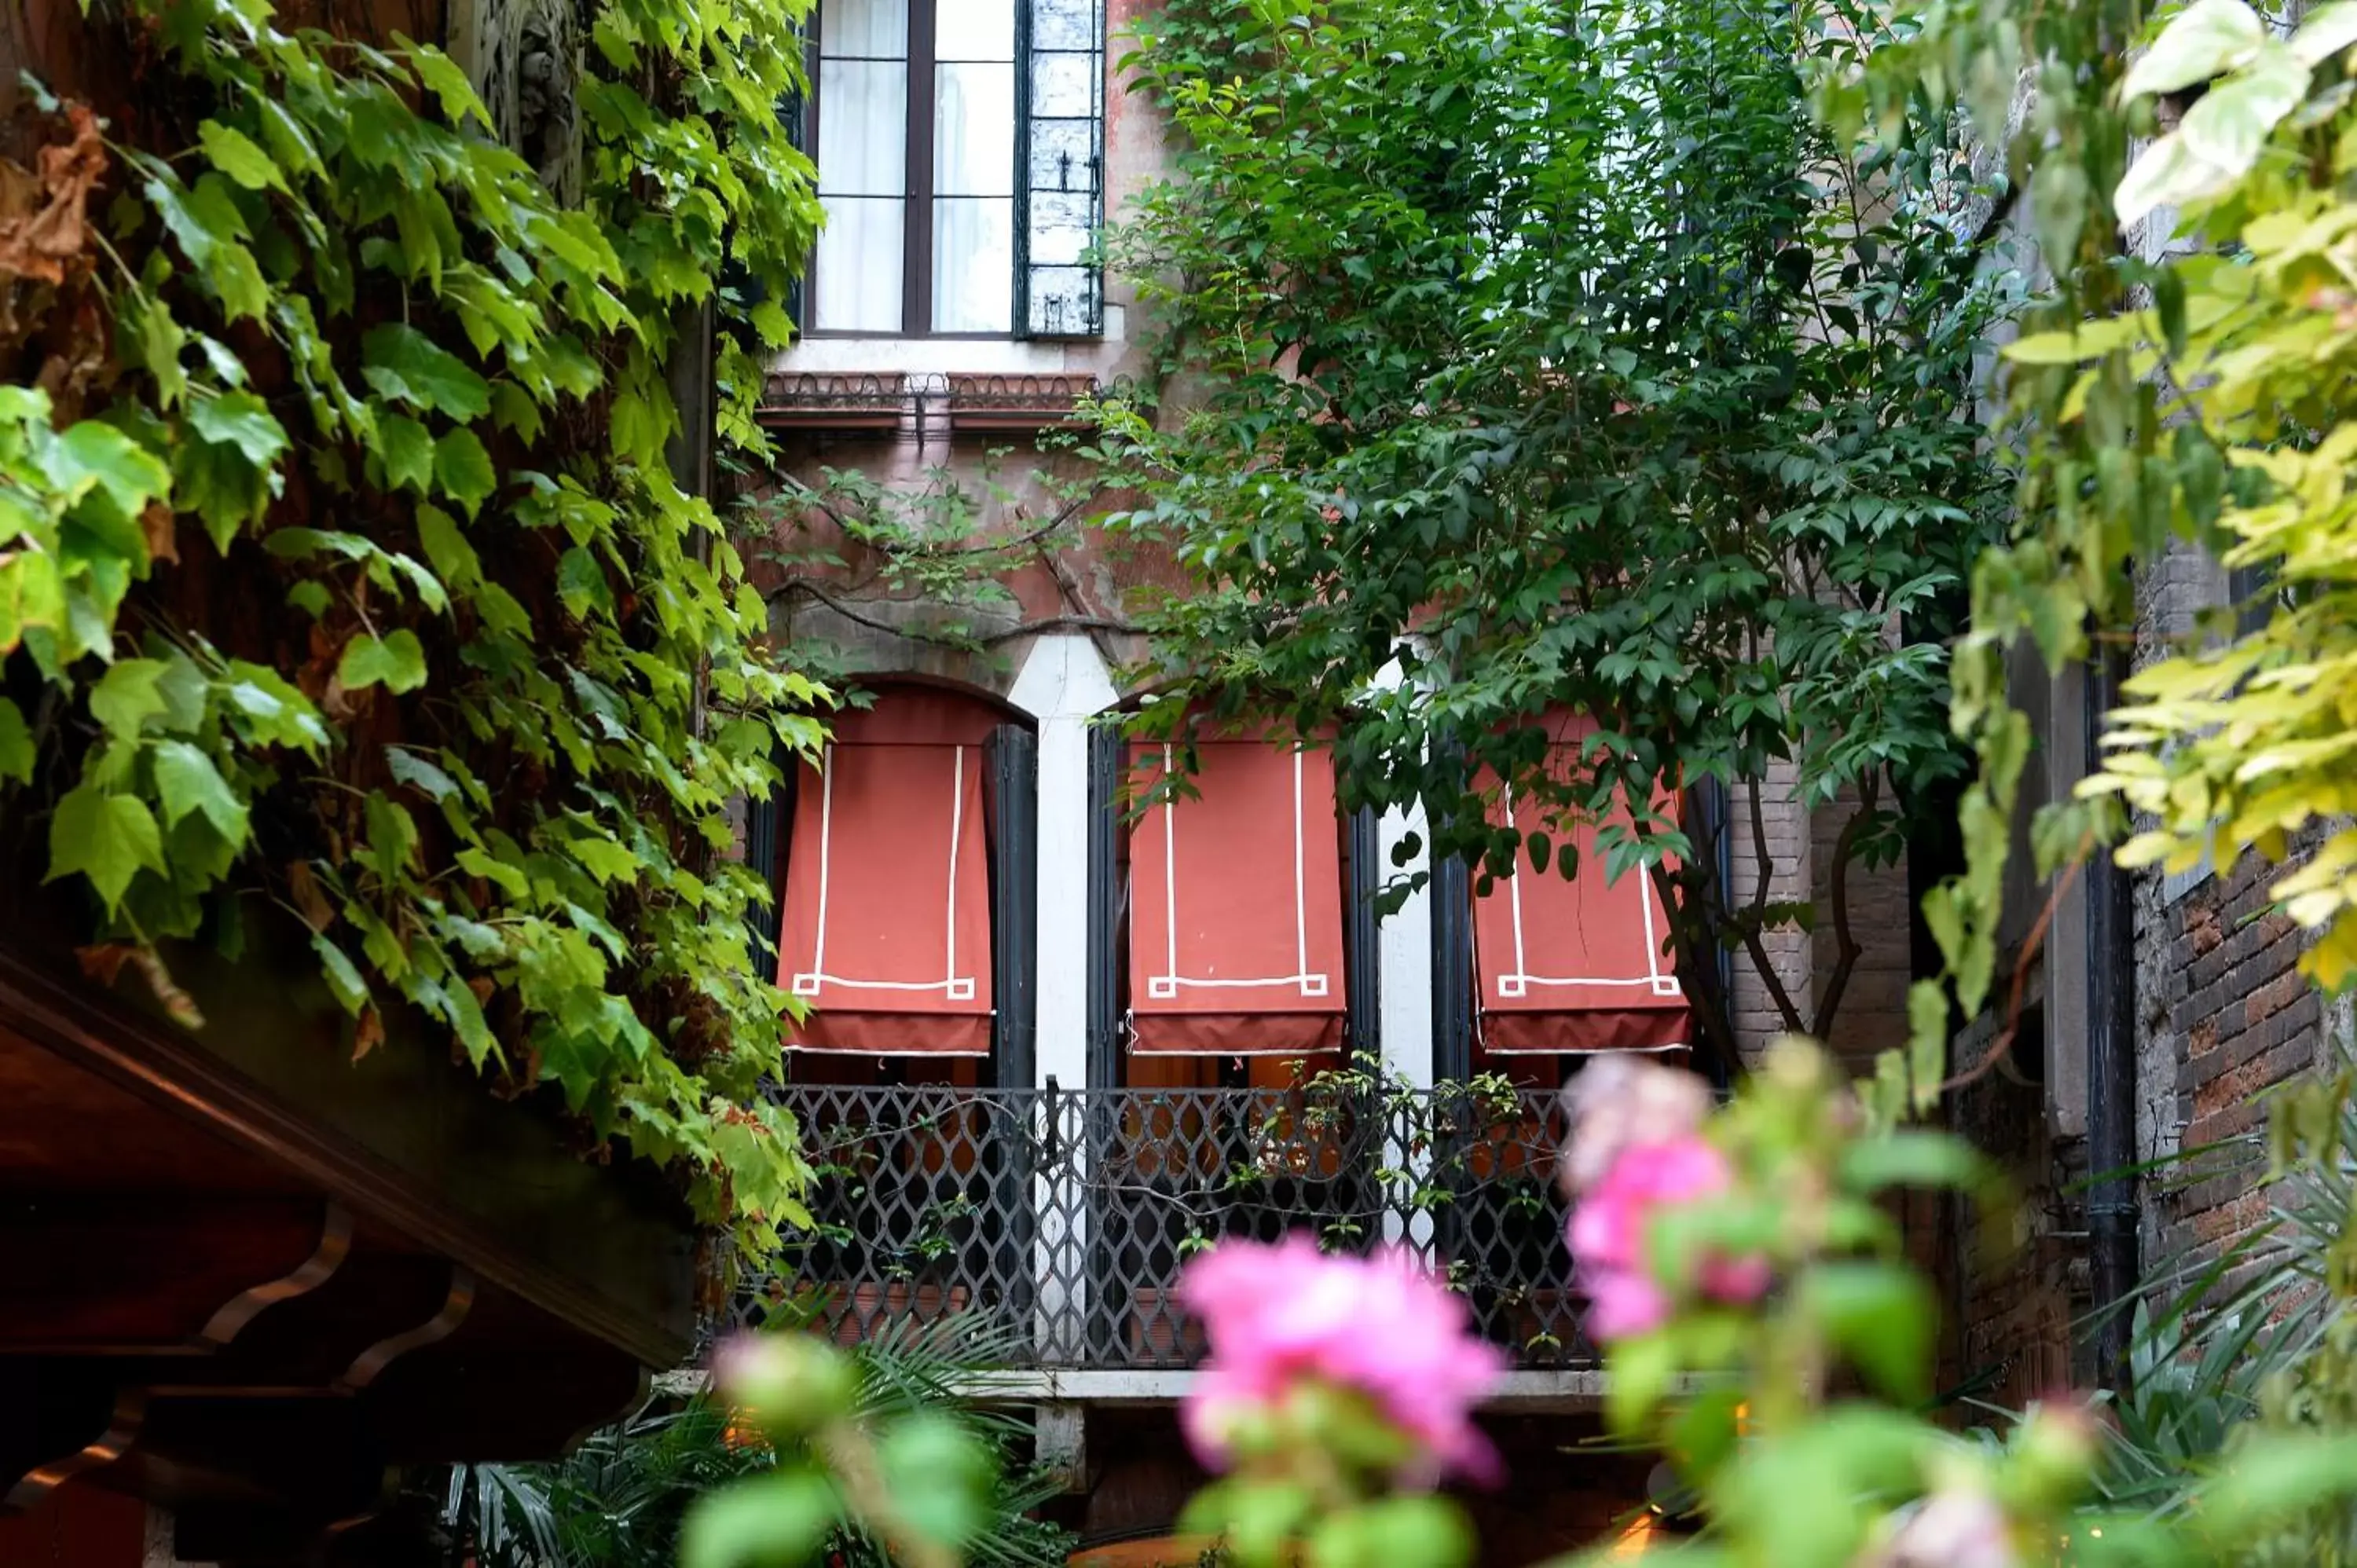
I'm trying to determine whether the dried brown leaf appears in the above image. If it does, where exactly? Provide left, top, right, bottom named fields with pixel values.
left=351, top=1005, right=384, bottom=1062
left=0, top=104, right=106, bottom=287
left=288, top=860, right=335, bottom=931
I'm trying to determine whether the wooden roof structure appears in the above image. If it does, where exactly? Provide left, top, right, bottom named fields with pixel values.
left=0, top=896, right=701, bottom=1564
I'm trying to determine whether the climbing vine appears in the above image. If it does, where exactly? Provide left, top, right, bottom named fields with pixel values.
left=1838, top=0, right=2357, bottom=1112
left=0, top=0, right=826, bottom=1244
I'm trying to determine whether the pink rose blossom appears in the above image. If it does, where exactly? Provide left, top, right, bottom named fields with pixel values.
left=1567, top=1134, right=1769, bottom=1339
left=1558, top=1054, right=1713, bottom=1197
left=1177, top=1235, right=1505, bottom=1486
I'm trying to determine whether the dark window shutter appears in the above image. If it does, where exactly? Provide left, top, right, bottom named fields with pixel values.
left=1015, top=0, right=1105, bottom=339
left=743, top=752, right=797, bottom=977
left=1086, top=720, right=1122, bottom=1087
left=1344, top=806, right=1384, bottom=1069
left=988, top=725, right=1039, bottom=1086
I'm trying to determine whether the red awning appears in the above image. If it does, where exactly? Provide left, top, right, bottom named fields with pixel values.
left=1128, top=738, right=1347, bottom=1055
left=778, top=693, right=999, bottom=1056
left=1472, top=719, right=1689, bottom=1056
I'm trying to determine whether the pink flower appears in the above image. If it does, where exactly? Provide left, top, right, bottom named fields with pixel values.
left=1567, top=1134, right=1768, bottom=1339
left=1558, top=1055, right=1712, bottom=1197
left=1178, top=1235, right=1505, bottom=1486
left=1861, top=1489, right=2019, bottom=1568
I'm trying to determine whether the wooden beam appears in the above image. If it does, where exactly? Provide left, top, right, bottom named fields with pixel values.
left=0, top=1361, right=144, bottom=1513
left=0, top=918, right=696, bottom=1370
left=0, top=1197, right=348, bottom=1355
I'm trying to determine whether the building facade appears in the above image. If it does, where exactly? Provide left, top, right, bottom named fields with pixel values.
left=739, top=2, right=1908, bottom=1553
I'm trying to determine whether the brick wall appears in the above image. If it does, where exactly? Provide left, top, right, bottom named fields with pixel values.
left=1812, top=782, right=1915, bottom=1065
left=1942, top=958, right=2088, bottom=1405
left=1728, top=762, right=1813, bottom=1061
left=2124, top=539, right=2330, bottom=1285
left=2132, top=841, right=2324, bottom=1284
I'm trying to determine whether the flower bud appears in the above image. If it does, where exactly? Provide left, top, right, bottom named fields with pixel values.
left=714, top=1332, right=859, bottom=1440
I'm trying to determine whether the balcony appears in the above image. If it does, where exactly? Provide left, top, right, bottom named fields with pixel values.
left=735, top=1082, right=1596, bottom=1382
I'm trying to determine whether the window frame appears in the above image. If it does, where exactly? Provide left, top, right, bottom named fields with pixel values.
left=799, top=0, right=1104, bottom=342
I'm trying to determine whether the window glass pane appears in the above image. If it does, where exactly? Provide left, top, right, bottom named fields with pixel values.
left=933, top=196, right=1014, bottom=333
left=1027, top=118, right=1093, bottom=196
left=1028, top=189, right=1092, bottom=266
left=1026, top=266, right=1095, bottom=337
left=815, top=198, right=906, bottom=332
left=934, top=61, right=1015, bottom=196
left=1031, top=51, right=1097, bottom=119
left=1032, top=0, right=1094, bottom=50
left=817, top=59, right=907, bottom=196
left=821, top=0, right=906, bottom=56
left=935, top=0, right=1014, bottom=60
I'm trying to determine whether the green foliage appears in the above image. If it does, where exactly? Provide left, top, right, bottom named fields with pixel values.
left=0, top=0, right=828, bottom=1239
left=2052, top=0, right=2357, bottom=995
left=1840, top=0, right=2357, bottom=1106
left=1554, top=1046, right=2357, bottom=1567
left=452, top=1320, right=1075, bottom=1568
left=1091, top=0, right=2014, bottom=1067
left=679, top=1317, right=1076, bottom=1568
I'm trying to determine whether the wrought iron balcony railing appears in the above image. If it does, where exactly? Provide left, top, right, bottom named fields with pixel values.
left=732, top=1081, right=1596, bottom=1372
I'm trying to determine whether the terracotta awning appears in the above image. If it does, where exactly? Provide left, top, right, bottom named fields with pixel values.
left=1472, top=718, right=1689, bottom=1056
left=779, top=694, right=999, bottom=1056
left=1127, top=738, right=1347, bottom=1055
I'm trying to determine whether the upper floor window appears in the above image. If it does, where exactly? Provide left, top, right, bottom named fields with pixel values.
left=807, top=0, right=1105, bottom=339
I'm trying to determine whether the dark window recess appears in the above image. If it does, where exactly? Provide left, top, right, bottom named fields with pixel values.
left=1017, top=0, right=1105, bottom=339
left=2229, top=561, right=2276, bottom=639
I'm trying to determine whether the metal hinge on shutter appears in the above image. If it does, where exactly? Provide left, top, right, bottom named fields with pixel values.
left=1015, top=0, right=1105, bottom=339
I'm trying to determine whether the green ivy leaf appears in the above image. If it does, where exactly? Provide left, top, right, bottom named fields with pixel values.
left=188, top=391, right=291, bottom=468
left=151, top=738, right=251, bottom=842
left=361, top=323, right=491, bottom=419
left=377, top=411, right=436, bottom=494
left=89, top=658, right=170, bottom=740
left=404, top=40, right=495, bottom=130
left=433, top=427, right=497, bottom=517
left=206, top=240, right=270, bottom=323
left=197, top=119, right=284, bottom=192
left=0, top=696, right=32, bottom=785
left=2120, top=0, right=2267, bottom=100
left=221, top=661, right=329, bottom=752
left=310, top=930, right=370, bottom=1016
left=48, top=782, right=164, bottom=911
left=415, top=503, right=482, bottom=588
left=44, top=419, right=173, bottom=517
left=337, top=629, right=430, bottom=694
left=556, top=545, right=614, bottom=620
left=386, top=746, right=458, bottom=802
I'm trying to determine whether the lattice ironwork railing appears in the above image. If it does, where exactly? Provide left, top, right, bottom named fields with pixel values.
left=733, top=1082, right=1596, bottom=1372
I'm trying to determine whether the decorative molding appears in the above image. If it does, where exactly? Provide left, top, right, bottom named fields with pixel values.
left=448, top=0, right=582, bottom=203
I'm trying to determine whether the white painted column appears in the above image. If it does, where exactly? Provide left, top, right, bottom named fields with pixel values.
left=1378, top=799, right=1435, bottom=1096
left=1369, top=650, right=1438, bottom=1252
left=1007, top=636, right=1117, bottom=1361
left=1377, top=798, right=1435, bottom=1251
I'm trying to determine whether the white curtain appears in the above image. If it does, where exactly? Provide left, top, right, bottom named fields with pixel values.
left=814, top=24, right=908, bottom=332
left=823, top=0, right=906, bottom=55
left=930, top=2, right=1015, bottom=333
